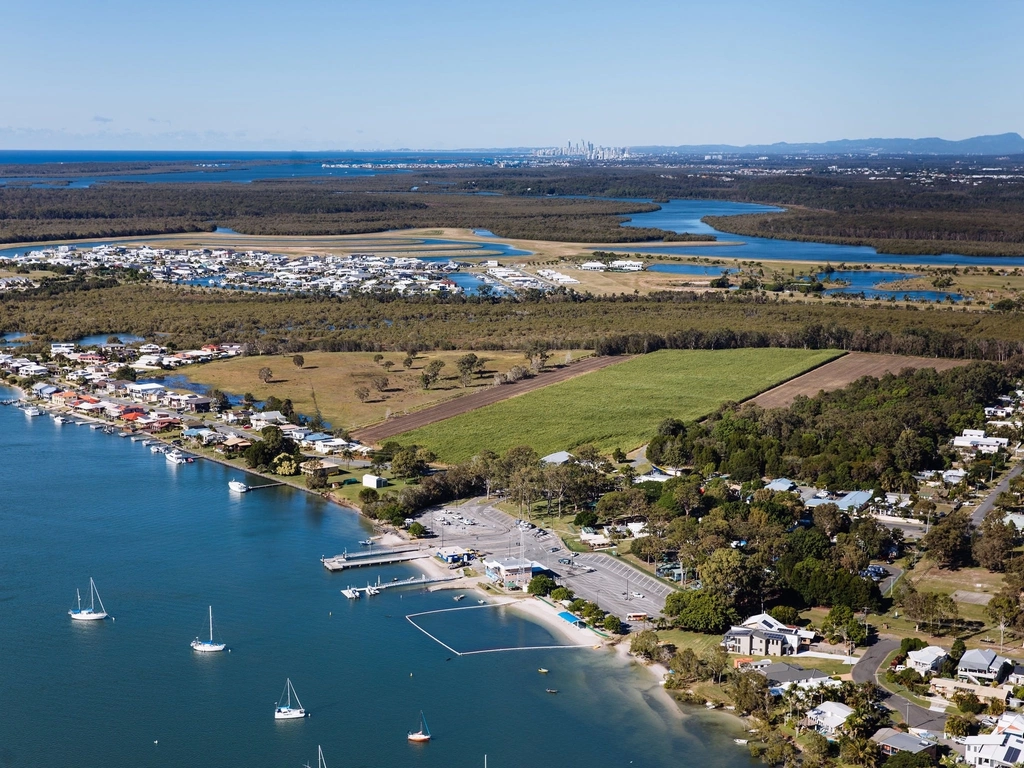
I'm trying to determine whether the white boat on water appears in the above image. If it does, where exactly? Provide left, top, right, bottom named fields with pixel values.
left=365, top=585, right=380, bottom=596
left=165, top=450, right=188, bottom=465
left=341, top=587, right=361, bottom=599
left=228, top=480, right=250, bottom=493
left=53, top=415, right=67, bottom=425
left=191, top=606, right=226, bottom=652
left=69, top=577, right=109, bottom=621
left=407, top=711, right=431, bottom=743
left=274, top=678, right=306, bottom=720
left=23, top=406, right=41, bottom=417
left=150, top=444, right=165, bottom=454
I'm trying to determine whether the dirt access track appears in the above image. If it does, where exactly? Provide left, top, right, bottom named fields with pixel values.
left=748, top=352, right=970, bottom=409
left=352, top=355, right=630, bottom=444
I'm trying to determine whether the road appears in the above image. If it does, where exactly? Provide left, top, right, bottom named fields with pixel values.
left=853, top=638, right=948, bottom=732
left=424, top=497, right=671, bottom=621
left=972, top=462, right=1024, bottom=526
left=351, top=355, right=630, bottom=444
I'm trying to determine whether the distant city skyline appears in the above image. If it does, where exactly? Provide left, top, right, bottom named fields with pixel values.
left=2, top=0, right=1021, bottom=151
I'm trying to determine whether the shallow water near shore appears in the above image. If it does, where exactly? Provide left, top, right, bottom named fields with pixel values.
left=0, top=386, right=755, bottom=768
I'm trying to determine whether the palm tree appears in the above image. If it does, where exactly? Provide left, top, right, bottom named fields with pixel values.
left=341, top=447, right=355, bottom=469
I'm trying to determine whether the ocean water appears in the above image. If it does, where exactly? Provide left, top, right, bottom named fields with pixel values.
left=0, top=387, right=755, bottom=768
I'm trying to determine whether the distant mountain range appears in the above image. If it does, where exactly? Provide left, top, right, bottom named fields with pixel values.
left=632, top=132, right=1024, bottom=156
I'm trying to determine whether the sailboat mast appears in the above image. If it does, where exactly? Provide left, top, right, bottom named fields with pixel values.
left=76, top=588, right=82, bottom=612
left=91, top=578, right=108, bottom=616
left=209, top=606, right=214, bottom=641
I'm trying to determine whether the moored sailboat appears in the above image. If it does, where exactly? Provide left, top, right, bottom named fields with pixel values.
left=407, top=711, right=431, bottom=743
left=274, top=678, right=306, bottom=719
left=190, top=606, right=226, bottom=652
left=69, top=577, right=109, bottom=621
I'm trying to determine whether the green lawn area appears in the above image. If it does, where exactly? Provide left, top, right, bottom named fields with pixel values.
left=393, top=348, right=843, bottom=462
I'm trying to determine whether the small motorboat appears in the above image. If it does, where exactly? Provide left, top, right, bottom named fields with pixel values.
left=453, top=594, right=465, bottom=602
left=228, top=480, right=250, bottom=493
left=538, top=668, right=549, bottom=674
left=734, top=739, right=749, bottom=745
left=358, top=539, right=373, bottom=546
left=546, top=689, right=558, bottom=694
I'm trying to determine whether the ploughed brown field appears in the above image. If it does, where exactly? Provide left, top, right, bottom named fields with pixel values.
left=747, top=352, right=970, bottom=409
left=352, top=355, right=629, bottom=444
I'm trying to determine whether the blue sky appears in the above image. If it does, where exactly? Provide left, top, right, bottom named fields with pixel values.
left=2, top=0, right=1021, bottom=150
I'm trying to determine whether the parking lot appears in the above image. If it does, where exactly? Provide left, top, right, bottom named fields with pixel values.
left=422, top=498, right=673, bottom=621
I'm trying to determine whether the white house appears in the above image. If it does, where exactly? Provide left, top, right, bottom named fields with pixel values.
left=907, top=646, right=948, bottom=675
left=964, top=715, right=1024, bottom=768
left=578, top=261, right=606, bottom=272
left=723, top=613, right=816, bottom=657
left=806, top=701, right=854, bottom=738
left=954, top=429, right=1010, bottom=455
left=250, top=410, right=287, bottom=430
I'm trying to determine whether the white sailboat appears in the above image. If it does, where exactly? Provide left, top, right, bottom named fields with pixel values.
left=274, top=677, right=306, bottom=720
left=304, top=745, right=328, bottom=768
left=69, top=577, right=109, bottom=621
left=190, top=606, right=226, bottom=652
left=407, top=710, right=431, bottom=743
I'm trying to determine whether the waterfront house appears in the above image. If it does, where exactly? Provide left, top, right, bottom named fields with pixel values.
left=806, top=701, right=853, bottom=738
left=907, top=646, right=948, bottom=675
left=51, top=390, right=79, bottom=407
left=871, top=728, right=938, bottom=759
left=300, top=458, right=341, bottom=478
left=758, top=662, right=830, bottom=689
left=126, top=382, right=166, bottom=403
left=218, top=436, right=252, bottom=455
left=959, top=648, right=1010, bottom=684
left=722, top=613, right=815, bottom=657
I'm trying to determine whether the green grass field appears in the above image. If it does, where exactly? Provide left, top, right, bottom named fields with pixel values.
left=393, top=348, right=843, bottom=462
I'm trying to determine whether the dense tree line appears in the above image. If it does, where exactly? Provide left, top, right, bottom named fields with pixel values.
left=648, top=361, right=1014, bottom=489
left=0, top=184, right=667, bottom=244
left=5, top=283, right=1024, bottom=359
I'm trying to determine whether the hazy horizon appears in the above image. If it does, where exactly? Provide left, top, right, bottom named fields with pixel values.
left=2, top=0, right=1021, bottom=151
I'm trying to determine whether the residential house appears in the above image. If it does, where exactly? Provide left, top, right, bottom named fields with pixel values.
left=958, top=648, right=1010, bottom=684
left=871, top=728, right=938, bottom=759
left=964, top=716, right=1024, bottom=768
left=758, top=662, right=831, bottom=692
left=125, top=382, right=166, bottom=402
left=300, top=458, right=341, bottom=478
left=907, top=646, right=948, bottom=675
left=722, top=613, right=815, bottom=657
left=250, top=410, right=287, bottom=430
left=806, top=701, right=854, bottom=738
left=954, top=429, right=1009, bottom=455
left=931, top=677, right=1012, bottom=704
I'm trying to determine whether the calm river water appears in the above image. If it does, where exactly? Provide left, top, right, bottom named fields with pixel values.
left=0, top=386, right=754, bottom=768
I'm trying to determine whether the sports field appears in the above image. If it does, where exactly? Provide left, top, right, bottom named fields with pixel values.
left=393, top=348, right=843, bottom=462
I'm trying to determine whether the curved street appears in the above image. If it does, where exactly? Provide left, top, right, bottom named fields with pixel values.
left=853, top=637, right=948, bottom=732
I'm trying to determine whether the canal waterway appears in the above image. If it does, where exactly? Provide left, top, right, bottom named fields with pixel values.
left=0, top=386, right=755, bottom=768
